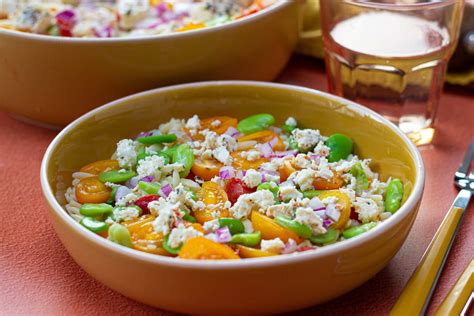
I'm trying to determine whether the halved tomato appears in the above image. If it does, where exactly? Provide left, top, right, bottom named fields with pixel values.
left=251, top=211, right=301, bottom=243
left=238, top=130, right=285, bottom=151
left=313, top=175, right=344, bottom=190
left=79, top=160, right=119, bottom=175
left=194, top=181, right=229, bottom=223
left=237, top=245, right=277, bottom=258
left=318, top=191, right=351, bottom=229
left=278, top=160, right=296, bottom=182
left=75, top=177, right=111, bottom=204
left=179, top=237, right=239, bottom=260
left=231, top=152, right=268, bottom=171
left=191, top=158, right=222, bottom=181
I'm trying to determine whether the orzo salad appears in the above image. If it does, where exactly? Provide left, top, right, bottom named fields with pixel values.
left=64, top=114, right=407, bottom=260
left=0, top=0, right=275, bottom=38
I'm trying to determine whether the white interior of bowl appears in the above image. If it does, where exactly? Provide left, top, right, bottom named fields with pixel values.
left=40, top=81, right=425, bottom=269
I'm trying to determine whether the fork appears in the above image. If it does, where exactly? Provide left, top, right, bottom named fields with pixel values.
left=391, top=138, right=474, bottom=315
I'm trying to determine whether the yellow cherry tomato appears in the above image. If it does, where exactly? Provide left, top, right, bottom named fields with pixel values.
left=251, top=211, right=301, bottom=243
left=79, top=159, right=119, bottom=175
left=191, top=158, right=222, bottom=181
left=318, top=191, right=351, bottom=229
left=75, top=177, right=111, bottom=204
left=231, top=151, right=268, bottom=170
left=278, top=160, right=296, bottom=182
left=313, top=175, right=344, bottom=190
left=238, top=130, right=285, bottom=151
left=237, top=245, right=277, bottom=258
left=179, top=237, right=240, bottom=260
left=194, top=181, right=229, bottom=224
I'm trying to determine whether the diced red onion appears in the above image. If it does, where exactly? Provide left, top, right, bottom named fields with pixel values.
left=56, top=10, right=75, bottom=29
left=270, top=126, right=282, bottom=134
left=261, top=173, right=266, bottom=183
left=135, top=131, right=153, bottom=139
left=314, top=207, right=326, bottom=212
left=219, top=166, right=235, bottom=180
left=115, top=186, right=132, bottom=203
left=156, top=3, right=169, bottom=15
left=126, top=176, right=140, bottom=189
left=271, top=150, right=297, bottom=158
left=257, top=142, right=274, bottom=158
left=93, top=26, right=113, bottom=38
left=224, top=127, right=241, bottom=139
left=141, top=176, right=155, bottom=183
left=269, top=137, right=279, bottom=148
left=323, top=219, right=333, bottom=228
left=313, top=210, right=327, bottom=219
left=215, top=227, right=232, bottom=243
left=160, top=184, right=173, bottom=197
left=281, top=238, right=297, bottom=254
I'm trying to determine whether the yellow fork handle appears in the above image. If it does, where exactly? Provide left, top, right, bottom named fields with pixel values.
left=435, top=259, right=474, bottom=315
left=391, top=189, right=472, bottom=315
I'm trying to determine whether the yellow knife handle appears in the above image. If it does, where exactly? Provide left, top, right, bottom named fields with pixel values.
left=435, top=259, right=474, bottom=316
left=390, top=189, right=472, bottom=316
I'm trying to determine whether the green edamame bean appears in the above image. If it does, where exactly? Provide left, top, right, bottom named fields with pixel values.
left=136, top=151, right=170, bottom=165
left=385, top=179, right=404, bottom=213
left=350, top=162, right=369, bottom=193
left=108, top=223, right=132, bottom=248
left=237, top=114, right=275, bottom=135
left=302, top=190, right=323, bottom=199
left=172, top=144, right=194, bottom=177
left=218, top=218, right=245, bottom=235
left=342, top=222, right=377, bottom=239
left=275, top=216, right=312, bottom=238
left=138, top=181, right=161, bottom=195
left=99, top=170, right=136, bottom=183
left=106, top=186, right=118, bottom=205
left=282, top=124, right=296, bottom=134
left=163, top=235, right=181, bottom=255
left=257, top=182, right=279, bottom=200
left=288, top=138, right=299, bottom=150
left=309, top=228, right=339, bottom=245
left=80, top=217, right=109, bottom=233
left=80, top=203, right=113, bottom=217
left=325, top=133, right=353, bottom=162
left=182, top=209, right=197, bottom=223
left=229, top=232, right=261, bottom=247
left=137, top=134, right=177, bottom=145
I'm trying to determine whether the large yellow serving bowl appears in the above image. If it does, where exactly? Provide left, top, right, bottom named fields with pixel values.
left=40, top=81, right=424, bottom=315
left=0, top=1, right=302, bottom=128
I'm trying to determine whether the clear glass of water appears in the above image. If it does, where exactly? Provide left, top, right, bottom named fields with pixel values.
left=320, top=0, right=464, bottom=145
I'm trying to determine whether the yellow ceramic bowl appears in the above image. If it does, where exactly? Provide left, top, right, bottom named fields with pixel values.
left=41, top=81, right=424, bottom=315
left=0, top=1, right=302, bottom=128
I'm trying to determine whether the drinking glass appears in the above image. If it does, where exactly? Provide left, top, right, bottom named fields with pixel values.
left=320, top=0, right=464, bottom=145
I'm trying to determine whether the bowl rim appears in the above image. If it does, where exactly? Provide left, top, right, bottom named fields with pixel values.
left=0, top=0, right=293, bottom=44
left=40, top=80, right=425, bottom=269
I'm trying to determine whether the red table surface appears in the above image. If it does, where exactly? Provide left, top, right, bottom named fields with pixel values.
left=0, top=55, right=473, bottom=315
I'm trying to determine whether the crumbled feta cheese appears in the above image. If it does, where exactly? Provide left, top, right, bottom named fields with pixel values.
left=279, top=185, right=302, bottom=201
left=211, top=120, right=221, bottom=127
left=293, top=169, right=316, bottom=191
left=292, top=128, right=320, bottom=150
left=294, top=207, right=326, bottom=235
left=116, top=139, right=139, bottom=168
left=293, top=154, right=311, bottom=169
left=149, top=200, right=180, bottom=235
left=136, top=155, right=166, bottom=178
left=168, top=224, right=203, bottom=248
left=116, top=192, right=140, bottom=207
left=213, top=146, right=232, bottom=165
left=159, top=118, right=185, bottom=134
left=242, top=219, right=254, bottom=233
left=217, top=134, right=237, bottom=152
left=322, top=196, right=340, bottom=221
left=244, top=150, right=261, bottom=162
left=230, top=190, right=275, bottom=219
left=242, top=169, right=262, bottom=188
left=113, top=206, right=140, bottom=222
left=312, top=141, right=330, bottom=157
left=117, top=0, right=149, bottom=29
left=316, top=157, right=334, bottom=179
left=353, top=197, right=381, bottom=223
left=260, top=238, right=285, bottom=254
left=266, top=201, right=295, bottom=218
left=285, top=117, right=297, bottom=126
left=185, top=114, right=201, bottom=129
left=203, top=219, right=220, bottom=233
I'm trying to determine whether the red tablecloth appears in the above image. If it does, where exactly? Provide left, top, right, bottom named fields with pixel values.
left=1, top=55, right=473, bottom=315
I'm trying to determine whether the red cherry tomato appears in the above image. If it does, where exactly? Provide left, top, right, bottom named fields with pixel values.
left=225, top=178, right=255, bottom=205
left=135, top=195, right=160, bottom=214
